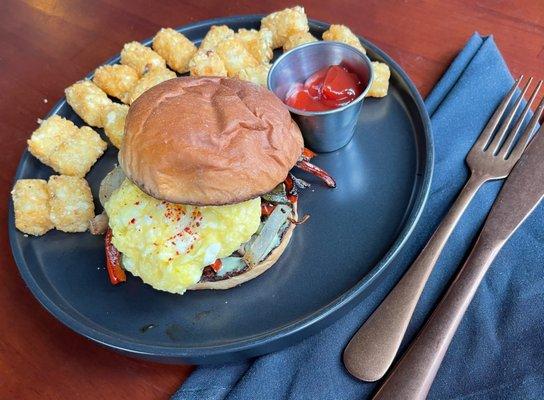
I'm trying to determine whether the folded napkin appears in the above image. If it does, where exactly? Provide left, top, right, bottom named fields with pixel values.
left=174, top=34, right=544, bottom=399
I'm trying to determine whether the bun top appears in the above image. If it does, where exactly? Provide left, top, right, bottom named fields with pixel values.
left=119, top=77, right=304, bottom=205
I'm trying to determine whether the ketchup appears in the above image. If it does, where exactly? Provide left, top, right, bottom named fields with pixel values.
left=285, top=65, right=364, bottom=112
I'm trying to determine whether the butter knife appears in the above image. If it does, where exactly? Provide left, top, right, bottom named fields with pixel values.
left=373, top=124, right=544, bottom=400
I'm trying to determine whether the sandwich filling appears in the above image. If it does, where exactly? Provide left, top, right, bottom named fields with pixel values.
left=105, top=179, right=261, bottom=294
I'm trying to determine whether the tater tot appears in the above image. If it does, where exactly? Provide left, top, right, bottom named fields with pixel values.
left=261, top=6, right=309, bottom=49
left=127, top=68, right=177, bottom=104
left=322, top=24, right=366, bottom=54
left=283, top=31, right=318, bottom=51
left=216, top=38, right=259, bottom=77
left=48, top=126, right=107, bottom=177
left=93, top=64, right=139, bottom=103
left=102, top=103, right=129, bottom=148
left=120, top=41, right=166, bottom=76
left=200, top=25, right=235, bottom=50
left=189, top=49, right=227, bottom=77
left=236, top=64, right=271, bottom=87
left=366, top=61, right=391, bottom=98
left=12, top=179, right=53, bottom=236
left=153, top=28, right=197, bottom=73
left=236, top=28, right=273, bottom=64
left=27, top=115, right=77, bottom=167
left=48, top=175, right=94, bottom=233
left=65, top=80, right=112, bottom=127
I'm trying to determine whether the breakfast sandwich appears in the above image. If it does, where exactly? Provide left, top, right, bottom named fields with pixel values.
left=101, top=77, right=319, bottom=294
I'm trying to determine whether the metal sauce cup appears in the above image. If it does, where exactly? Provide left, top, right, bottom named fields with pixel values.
left=268, top=41, right=374, bottom=152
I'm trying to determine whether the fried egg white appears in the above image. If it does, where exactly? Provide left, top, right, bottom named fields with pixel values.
left=104, top=179, right=261, bottom=294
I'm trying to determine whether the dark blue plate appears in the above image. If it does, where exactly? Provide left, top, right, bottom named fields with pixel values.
left=8, top=15, right=433, bottom=364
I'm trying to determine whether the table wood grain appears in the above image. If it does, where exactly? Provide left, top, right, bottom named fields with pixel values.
left=1, top=1, right=542, bottom=398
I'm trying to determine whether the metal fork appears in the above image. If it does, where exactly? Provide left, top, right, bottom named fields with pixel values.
left=344, top=76, right=544, bottom=382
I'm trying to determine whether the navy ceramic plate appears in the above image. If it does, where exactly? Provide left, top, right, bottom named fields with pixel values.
left=9, top=15, right=433, bottom=364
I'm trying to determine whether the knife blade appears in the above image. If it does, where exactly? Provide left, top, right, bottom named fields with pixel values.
left=373, top=124, right=544, bottom=400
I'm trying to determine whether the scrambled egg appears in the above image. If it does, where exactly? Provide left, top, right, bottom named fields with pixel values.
left=105, top=180, right=261, bottom=294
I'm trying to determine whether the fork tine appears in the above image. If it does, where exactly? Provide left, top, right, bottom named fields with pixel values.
left=507, top=95, right=544, bottom=161
left=473, top=76, right=523, bottom=149
left=498, top=80, right=542, bottom=158
left=487, top=77, right=533, bottom=154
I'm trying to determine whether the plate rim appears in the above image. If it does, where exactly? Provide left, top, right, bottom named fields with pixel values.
left=8, top=14, right=434, bottom=362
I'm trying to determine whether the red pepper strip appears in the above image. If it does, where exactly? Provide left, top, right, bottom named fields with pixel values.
left=105, top=228, right=126, bottom=285
left=302, top=147, right=316, bottom=160
left=295, top=160, right=336, bottom=188
left=284, top=175, right=298, bottom=204
left=261, top=202, right=276, bottom=217
left=211, top=259, right=222, bottom=273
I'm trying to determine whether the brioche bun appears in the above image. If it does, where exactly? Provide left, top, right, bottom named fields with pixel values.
left=119, top=76, right=304, bottom=206
left=189, top=202, right=297, bottom=290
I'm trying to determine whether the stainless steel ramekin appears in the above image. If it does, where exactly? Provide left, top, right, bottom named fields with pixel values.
left=268, top=41, right=374, bottom=152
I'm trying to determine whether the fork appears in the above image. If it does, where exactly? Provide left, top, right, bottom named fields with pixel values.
left=343, top=76, right=544, bottom=382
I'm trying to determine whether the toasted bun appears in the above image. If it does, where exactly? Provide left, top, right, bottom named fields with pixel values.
left=119, top=77, right=304, bottom=205
left=189, top=203, right=297, bottom=290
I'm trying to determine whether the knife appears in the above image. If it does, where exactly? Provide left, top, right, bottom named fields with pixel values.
left=373, top=124, right=544, bottom=400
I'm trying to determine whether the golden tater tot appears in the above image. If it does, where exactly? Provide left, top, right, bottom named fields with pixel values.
left=93, top=64, right=139, bottom=103
left=127, top=68, right=177, bottom=104
left=153, top=28, right=197, bottom=73
left=28, top=116, right=106, bottom=177
left=261, top=6, right=309, bottom=49
left=189, top=50, right=227, bottom=77
left=48, top=175, right=94, bottom=232
left=200, top=25, right=235, bottom=50
left=366, top=62, right=391, bottom=98
left=48, top=126, right=107, bottom=177
left=102, top=103, right=128, bottom=148
left=216, top=38, right=259, bottom=77
left=236, top=28, right=273, bottom=64
left=322, top=24, right=366, bottom=54
left=120, top=41, right=166, bottom=76
left=236, top=64, right=271, bottom=87
left=12, top=179, right=53, bottom=236
left=65, top=80, right=112, bottom=127
left=27, top=115, right=76, bottom=167
left=283, top=31, right=318, bottom=51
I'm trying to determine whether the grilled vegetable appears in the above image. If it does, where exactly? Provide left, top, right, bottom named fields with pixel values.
left=105, top=228, right=126, bottom=284
left=99, top=166, right=126, bottom=207
left=243, top=204, right=291, bottom=266
left=295, top=159, right=336, bottom=188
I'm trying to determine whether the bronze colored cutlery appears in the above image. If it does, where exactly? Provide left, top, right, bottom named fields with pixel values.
left=344, top=77, right=544, bottom=382
left=373, top=118, right=544, bottom=400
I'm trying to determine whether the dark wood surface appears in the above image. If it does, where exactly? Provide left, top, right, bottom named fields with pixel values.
left=1, top=1, right=543, bottom=398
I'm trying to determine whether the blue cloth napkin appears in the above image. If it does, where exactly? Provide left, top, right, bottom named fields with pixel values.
left=173, top=34, right=544, bottom=400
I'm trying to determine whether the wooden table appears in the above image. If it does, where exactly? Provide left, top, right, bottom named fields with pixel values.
left=1, top=1, right=542, bottom=398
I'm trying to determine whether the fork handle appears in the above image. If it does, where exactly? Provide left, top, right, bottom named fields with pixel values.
left=343, top=173, right=486, bottom=382
left=372, top=234, right=502, bottom=399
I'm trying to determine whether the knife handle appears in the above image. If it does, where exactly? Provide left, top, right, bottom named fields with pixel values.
left=343, top=174, right=485, bottom=382
left=372, top=234, right=502, bottom=400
